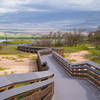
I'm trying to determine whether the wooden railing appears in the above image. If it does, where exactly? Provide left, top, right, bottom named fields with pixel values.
left=0, top=71, right=54, bottom=92
left=0, top=78, right=54, bottom=100
left=17, top=46, right=49, bottom=53
left=1, top=45, right=100, bottom=100
left=0, top=46, right=54, bottom=100
left=53, top=51, right=100, bottom=89
left=18, top=45, right=100, bottom=89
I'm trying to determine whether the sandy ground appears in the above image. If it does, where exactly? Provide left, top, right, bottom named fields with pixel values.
left=64, top=50, right=89, bottom=63
left=0, top=54, right=38, bottom=75
left=0, top=51, right=89, bottom=75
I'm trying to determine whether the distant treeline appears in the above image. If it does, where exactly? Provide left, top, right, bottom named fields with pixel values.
left=34, top=28, right=100, bottom=47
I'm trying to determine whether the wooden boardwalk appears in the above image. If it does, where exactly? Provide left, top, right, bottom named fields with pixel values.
left=41, top=54, right=100, bottom=100
left=0, top=46, right=100, bottom=100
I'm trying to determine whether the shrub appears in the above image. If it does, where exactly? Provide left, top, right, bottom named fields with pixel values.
left=76, top=45, right=89, bottom=50
left=90, top=49, right=100, bottom=55
left=96, top=46, right=100, bottom=50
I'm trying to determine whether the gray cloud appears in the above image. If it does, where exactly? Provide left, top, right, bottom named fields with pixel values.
left=0, top=0, right=100, bottom=14
left=0, top=0, right=99, bottom=31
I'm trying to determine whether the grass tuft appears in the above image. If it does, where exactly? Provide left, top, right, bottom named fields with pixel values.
left=0, top=67, right=8, bottom=71
left=29, top=55, right=37, bottom=60
left=0, top=45, right=18, bottom=54
left=67, top=59, right=76, bottom=62
left=85, top=49, right=100, bottom=64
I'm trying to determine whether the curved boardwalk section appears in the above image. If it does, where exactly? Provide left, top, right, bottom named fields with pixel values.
left=42, top=54, right=100, bottom=100
left=0, top=45, right=100, bottom=100
left=0, top=46, right=54, bottom=100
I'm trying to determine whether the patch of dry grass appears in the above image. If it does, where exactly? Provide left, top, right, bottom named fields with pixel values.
left=67, top=59, right=76, bottom=62
left=0, top=67, right=8, bottom=71
left=2, top=56, right=16, bottom=60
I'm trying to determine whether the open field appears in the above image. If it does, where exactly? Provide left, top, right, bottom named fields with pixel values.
left=0, top=45, right=18, bottom=54
left=0, top=54, right=38, bottom=74
left=85, top=48, right=100, bottom=64
left=52, top=44, right=90, bottom=53
left=0, top=33, right=41, bottom=39
left=53, top=44, right=100, bottom=64
left=8, top=39, right=36, bottom=44
left=0, top=45, right=38, bottom=75
left=0, top=43, right=100, bottom=74
left=64, top=50, right=89, bottom=63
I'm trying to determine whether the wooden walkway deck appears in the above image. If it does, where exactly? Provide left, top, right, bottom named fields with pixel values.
left=41, top=54, right=100, bottom=100
left=0, top=46, right=100, bottom=100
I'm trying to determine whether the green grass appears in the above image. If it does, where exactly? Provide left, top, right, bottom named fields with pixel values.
left=29, top=55, right=37, bottom=60
left=0, top=67, right=8, bottom=71
left=67, top=59, right=76, bottom=62
left=0, top=45, right=37, bottom=62
left=17, top=54, right=27, bottom=58
left=16, top=83, right=32, bottom=100
left=85, top=49, right=100, bottom=64
left=0, top=45, right=18, bottom=54
left=64, top=55, right=69, bottom=58
left=0, top=45, right=32, bottom=55
left=17, top=53, right=31, bottom=58
left=0, top=33, right=41, bottom=39
left=52, top=44, right=89, bottom=53
left=2, top=56, right=16, bottom=60
left=16, top=83, right=29, bottom=87
left=15, top=60, right=24, bottom=62
left=9, top=39, right=36, bottom=44
left=17, top=53, right=37, bottom=60
left=17, top=92, right=33, bottom=100
left=89, top=49, right=100, bottom=55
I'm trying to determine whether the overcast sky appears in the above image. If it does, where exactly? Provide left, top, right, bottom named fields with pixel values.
left=0, top=0, right=100, bottom=31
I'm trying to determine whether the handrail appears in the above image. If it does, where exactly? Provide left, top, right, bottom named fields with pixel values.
left=0, top=78, right=53, bottom=100
left=0, top=46, right=54, bottom=100
left=18, top=45, right=100, bottom=89
left=52, top=51, right=100, bottom=88
left=0, top=71, right=53, bottom=89
left=1, top=45, right=100, bottom=100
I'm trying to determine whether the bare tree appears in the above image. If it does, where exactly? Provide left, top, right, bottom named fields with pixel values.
left=88, top=29, right=100, bottom=48
left=63, top=29, right=85, bottom=46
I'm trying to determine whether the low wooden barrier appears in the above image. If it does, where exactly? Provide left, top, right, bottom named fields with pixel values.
left=1, top=45, right=100, bottom=100
left=52, top=48, right=64, bottom=56
left=0, top=46, right=54, bottom=100
left=0, top=71, right=54, bottom=92
left=21, top=82, right=54, bottom=100
left=0, top=79, right=54, bottom=100
left=18, top=45, right=100, bottom=89
left=18, top=46, right=64, bottom=56
left=18, top=46, right=49, bottom=53
left=53, top=51, right=100, bottom=89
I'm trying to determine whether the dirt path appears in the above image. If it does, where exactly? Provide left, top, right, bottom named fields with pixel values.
left=64, top=50, right=89, bottom=63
